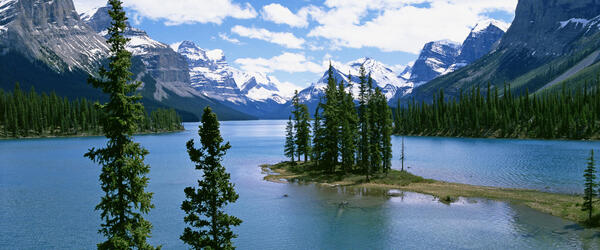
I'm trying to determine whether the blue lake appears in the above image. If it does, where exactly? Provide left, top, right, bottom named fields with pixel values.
left=1, top=120, right=600, bottom=249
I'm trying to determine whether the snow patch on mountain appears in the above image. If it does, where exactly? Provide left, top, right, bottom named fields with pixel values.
left=472, top=19, right=510, bottom=33
left=559, top=18, right=591, bottom=29
left=298, top=58, right=413, bottom=103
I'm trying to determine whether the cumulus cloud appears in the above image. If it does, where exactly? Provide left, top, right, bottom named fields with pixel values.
left=307, top=0, right=517, bottom=54
left=234, top=52, right=323, bottom=74
left=260, top=4, right=319, bottom=28
left=219, top=33, right=242, bottom=45
left=231, top=26, right=305, bottom=49
left=73, top=0, right=257, bottom=25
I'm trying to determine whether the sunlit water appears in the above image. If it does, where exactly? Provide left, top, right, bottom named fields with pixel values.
left=1, top=120, right=599, bottom=249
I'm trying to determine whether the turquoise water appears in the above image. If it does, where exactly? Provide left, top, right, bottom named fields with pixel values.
left=1, top=120, right=599, bottom=249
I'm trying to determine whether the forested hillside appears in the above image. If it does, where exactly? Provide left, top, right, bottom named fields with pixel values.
left=0, top=84, right=183, bottom=138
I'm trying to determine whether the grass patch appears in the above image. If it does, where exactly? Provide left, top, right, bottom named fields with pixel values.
left=262, top=161, right=598, bottom=227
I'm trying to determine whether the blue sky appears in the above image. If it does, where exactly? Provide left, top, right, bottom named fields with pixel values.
left=74, top=0, right=517, bottom=88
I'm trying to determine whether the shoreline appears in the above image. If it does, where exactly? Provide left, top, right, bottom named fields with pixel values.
left=261, top=161, right=595, bottom=227
left=0, top=129, right=185, bottom=140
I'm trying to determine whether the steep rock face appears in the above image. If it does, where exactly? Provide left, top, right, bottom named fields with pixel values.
left=410, top=0, right=600, bottom=102
left=499, top=0, right=600, bottom=57
left=240, top=72, right=293, bottom=104
left=82, top=6, right=194, bottom=102
left=0, top=0, right=108, bottom=73
left=172, top=40, right=246, bottom=104
left=409, top=40, right=461, bottom=85
left=457, top=21, right=506, bottom=64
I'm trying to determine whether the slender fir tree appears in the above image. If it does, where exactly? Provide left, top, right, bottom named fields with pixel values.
left=84, top=1, right=157, bottom=248
left=284, top=116, right=296, bottom=163
left=181, top=107, right=242, bottom=249
left=296, top=104, right=311, bottom=163
left=358, top=66, right=371, bottom=180
left=582, top=150, right=597, bottom=222
left=322, top=64, right=340, bottom=173
left=312, top=104, right=324, bottom=169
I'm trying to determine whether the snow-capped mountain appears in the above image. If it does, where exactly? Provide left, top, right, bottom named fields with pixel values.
left=81, top=5, right=198, bottom=102
left=0, top=0, right=108, bottom=74
left=296, top=58, right=413, bottom=107
left=409, top=40, right=461, bottom=86
left=240, top=72, right=297, bottom=104
left=408, top=20, right=507, bottom=86
left=172, top=40, right=299, bottom=106
left=172, top=40, right=246, bottom=104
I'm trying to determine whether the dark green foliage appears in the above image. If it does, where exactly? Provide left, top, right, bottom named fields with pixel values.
left=292, top=91, right=311, bottom=162
left=291, top=64, right=393, bottom=180
left=339, top=81, right=358, bottom=173
left=583, top=150, right=597, bottom=222
left=83, top=1, right=158, bottom=249
left=0, top=83, right=182, bottom=138
left=358, top=66, right=371, bottom=180
left=284, top=116, right=296, bottom=163
left=181, top=107, right=242, bottom=249
left=395, top=80, right=600, bottom=140
left=322, top=65, right=340, bottom=172
left=312, top=104, right=325, bottom=169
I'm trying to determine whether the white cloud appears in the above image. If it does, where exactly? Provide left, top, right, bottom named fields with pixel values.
left=234, top=52, right=323, bottom=74
left=219, top=33, right=242, bottom=45
left=231, top=25, right=305, bottom=49
left=73, top=0, right=257, bottom=25
left=307, top=0, right=517, bottom=54
left=260, top=4, right=319, bottom=28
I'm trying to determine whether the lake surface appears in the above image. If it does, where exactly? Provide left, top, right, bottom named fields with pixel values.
left=1, top=120, right=600, bottom=249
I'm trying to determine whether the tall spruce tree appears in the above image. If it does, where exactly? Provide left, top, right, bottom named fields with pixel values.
left=181, top=107, right=242, bottom=249
left=339, top=80, right=358, bottom=172
left=380, top=89, right=393, bottom=175
left=84, top=1, right=157, bottom=248
left=322, top=64, right=340, bottom=173
left=291, top=90, right=301, bottom=162
left=296, top=104, right=311, bottom=163
left=284, top=116, right=296, bottom=163
left=358, top=66, right=371, bottom=180
left=369, top=86, right=383, bottom=173
left=582, top=150, right=597, bottom=222
left=312, top=104, right=324, bottom=169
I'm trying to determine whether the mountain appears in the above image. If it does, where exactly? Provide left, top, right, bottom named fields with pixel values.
left=171, top=40, right=298, bottom=118
left=0, top=1, right=253, bottom=121
left=294, top=58, right=413, bottom=113
left=411, top=0, right=600, bottom=101
left=0, top=0, right=111, bottom=99
left=409, top=40, right=461, bottom=86
left=408, top=20, right=507, bottom=88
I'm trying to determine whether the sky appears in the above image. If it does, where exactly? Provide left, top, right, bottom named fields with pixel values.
left=73, top=0, right=518, bottom=89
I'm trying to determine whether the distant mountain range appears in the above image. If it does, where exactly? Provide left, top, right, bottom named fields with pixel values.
left=2, top=0, right=598, bottom=120
left=409, top=0, right=600, bottom=102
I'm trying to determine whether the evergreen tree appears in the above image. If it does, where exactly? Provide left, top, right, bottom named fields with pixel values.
left=583, top=150, right=597, bottom=222
left=83, top=1, right=157, bottom=249
left=181, top=107, right=242, bottom=249
left=339, top=80, right=358, bottom=172
left=322, top=64, right=340, bottom=173
left=381, top=91, right=393, bottom=175
left=312, top=104, right=324, bottom=169
left=284, top=116, right=296, bottom=163
left=296, top=104, right=311, bottom=162
left=358, top=66, right=371, bottom=180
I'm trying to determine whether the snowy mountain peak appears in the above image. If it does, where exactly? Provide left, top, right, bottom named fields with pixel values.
left=471, top=19, right=510, bottom=33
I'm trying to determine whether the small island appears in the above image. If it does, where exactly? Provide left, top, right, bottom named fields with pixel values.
left=261, top=161, right=590, bottom=226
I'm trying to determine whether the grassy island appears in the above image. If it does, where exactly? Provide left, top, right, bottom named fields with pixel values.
left=261, top=161, right=597, bottom=227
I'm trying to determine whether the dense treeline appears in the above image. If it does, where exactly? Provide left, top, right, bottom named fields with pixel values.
left=286, top=64, right=394, bottom=179
left=395, top=82, right=600, bottom=139
left=0, top=83, right=183, bottom=138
